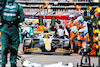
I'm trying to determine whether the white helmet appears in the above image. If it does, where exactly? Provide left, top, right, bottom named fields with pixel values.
left=83, top=27, right=88, bottom=34
left=77, top=16, right=84, bottom=22
left=69, top=15, right=75, bottom=19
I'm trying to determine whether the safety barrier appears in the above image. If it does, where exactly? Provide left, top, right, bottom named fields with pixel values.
left=24, top=14, right=90, bottom=19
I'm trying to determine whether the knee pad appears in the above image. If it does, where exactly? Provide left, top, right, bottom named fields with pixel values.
left=4, top=48, right=9, bottom=55
left=10, top=48, right=17, bottom=55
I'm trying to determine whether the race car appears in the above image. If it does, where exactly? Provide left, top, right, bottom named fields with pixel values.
left=23, top=30, right=72, bottom=55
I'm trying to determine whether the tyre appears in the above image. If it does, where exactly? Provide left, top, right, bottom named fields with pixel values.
left=77, top=63, right=78, bottom=67
left=64, top=41, right=70, bottom=50
left=93, top=63, right=94, bottom=67
left=73, top=39, right=78, bottom=53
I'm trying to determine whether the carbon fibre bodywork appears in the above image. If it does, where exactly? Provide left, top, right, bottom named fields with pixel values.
left=23, top=31, right=71, bottom=55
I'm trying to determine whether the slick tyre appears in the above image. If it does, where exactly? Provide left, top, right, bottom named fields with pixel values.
left=93, top=63, right=94, bottom=67
left=77, top=63, right=78, bottom=67
left=73, top=40, right=78, bottom=53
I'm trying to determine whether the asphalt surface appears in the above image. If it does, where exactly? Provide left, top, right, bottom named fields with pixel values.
left=0, top=43, right=99, bottom=67
left=3, top=53, right=98, bottom=67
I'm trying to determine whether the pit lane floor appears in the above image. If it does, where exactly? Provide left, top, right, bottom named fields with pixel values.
left=0, top=43, right=99, bottom=67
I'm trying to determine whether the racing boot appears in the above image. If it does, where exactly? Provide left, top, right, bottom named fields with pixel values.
left=11, top=63, right=16, bottom=67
